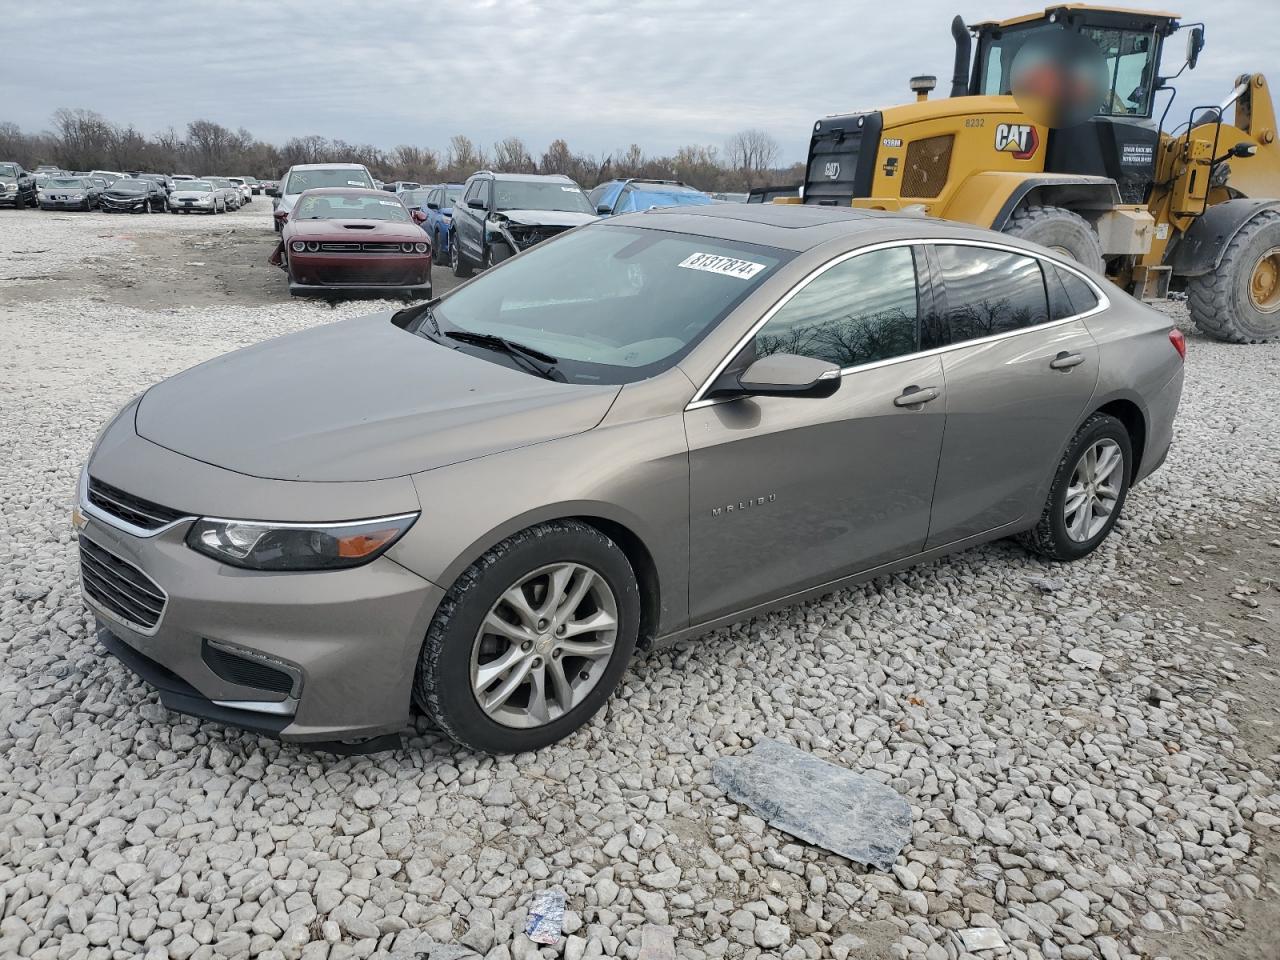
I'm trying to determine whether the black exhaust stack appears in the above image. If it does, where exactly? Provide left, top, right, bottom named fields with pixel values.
left=950, top=15, right=971, bottom=97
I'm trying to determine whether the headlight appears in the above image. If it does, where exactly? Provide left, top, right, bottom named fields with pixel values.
left=186, top=513, right=418, bottom=571
left=2, top=183, right=14, bottom=191
left=290, top=240, right=306, bottom=252
left=414, top=242, right=429, bottom=253
left=401, top=242, right=414, bottom=253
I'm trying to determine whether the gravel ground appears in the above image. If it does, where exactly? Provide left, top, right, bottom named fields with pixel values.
left=1, top=210, right=1279, bottom=960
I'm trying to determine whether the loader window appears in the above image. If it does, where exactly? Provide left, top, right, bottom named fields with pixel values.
left=1085, top=27, right=1157, bottom=117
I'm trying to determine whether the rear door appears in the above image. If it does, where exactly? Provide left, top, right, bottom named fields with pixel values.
left=457, top=180, right=485, bottom=260
left=922, top=243, right=1101, bottom=548
left=686, top=244, right=946, bottom=622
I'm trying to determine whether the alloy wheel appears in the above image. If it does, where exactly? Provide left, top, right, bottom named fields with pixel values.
left=1063, top=438, right=1124, bottom=542
left=469, top=562, right=618, bottom=729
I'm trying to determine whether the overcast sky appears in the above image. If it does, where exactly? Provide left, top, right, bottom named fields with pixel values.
left=2, top=1, right=1266, bottom=163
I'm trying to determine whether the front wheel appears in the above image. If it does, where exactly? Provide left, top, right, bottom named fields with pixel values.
left=1019, top=412, right=1132, bottom=562
left=414, top=520, right=640, bottom=753
left=450, top=232, right=473, bottom=278
left=1186, top=210, right=1280, bottom=343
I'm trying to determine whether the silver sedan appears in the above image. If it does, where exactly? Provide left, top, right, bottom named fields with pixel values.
left=76, top=205, right=1183, bottom=752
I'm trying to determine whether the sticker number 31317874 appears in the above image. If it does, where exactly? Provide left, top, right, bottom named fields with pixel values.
left=678, top=252, right=767, bottom=280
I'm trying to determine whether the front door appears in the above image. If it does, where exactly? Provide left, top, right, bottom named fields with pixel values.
left=686, top=244, right=946, bottom=623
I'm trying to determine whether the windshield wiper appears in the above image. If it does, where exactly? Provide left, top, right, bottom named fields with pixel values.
left=444, top=330, right=565, bottom=381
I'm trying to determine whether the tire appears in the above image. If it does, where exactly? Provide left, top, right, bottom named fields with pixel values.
left=1019, top=412, right=1132, bottom=562
left=1003, top=204, right=1105, bottom=273
left=484, top=243, right=510, bottom=270
left=1186, top=210, right=1280, bottom=343
left=450, top=231, right=473, bottom=278
left=413, top=520, right=640, bottom=753
left=430, top=228, right=441, bottom=262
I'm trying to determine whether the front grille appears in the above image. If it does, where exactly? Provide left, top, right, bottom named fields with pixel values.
left=87, top=477, right=188, bottom=531
left=202, top=641, right=296, bottom=695
left=902, top=135, right=954, bottom=198
left=318, top=242, right=407, bottom=253
left=314, top=265, right=422, bottom=284
left=508, top=227, right=565, bottom=249
left=80, top=537, right=166, bottom=630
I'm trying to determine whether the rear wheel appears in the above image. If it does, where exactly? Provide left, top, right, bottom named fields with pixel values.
left=414, top=520, right=640, bottom=753
left=1003, top=204, right=1105, bottom=273
left=1186, top=210, right=1280, bottom=343
left=450, top=231, right=473, bottom=278
left=1020, top=412, right=1132, bottom=562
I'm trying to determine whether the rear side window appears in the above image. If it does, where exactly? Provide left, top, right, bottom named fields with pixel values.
left=1045, top=262, right=1101, bottom=319
left=753, top=246, right=920, bottom=369
left=925, top=245, right=1049, bottom=348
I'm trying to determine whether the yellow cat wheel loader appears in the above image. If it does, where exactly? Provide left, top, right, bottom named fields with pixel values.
left=799, top=5, right=1280, bottom=342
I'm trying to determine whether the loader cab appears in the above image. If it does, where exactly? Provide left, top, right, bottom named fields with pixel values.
left=969, top=6, right=1183, bottom=202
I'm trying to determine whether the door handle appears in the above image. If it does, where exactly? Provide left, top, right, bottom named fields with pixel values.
left=893, top=385, right=941, bottom=408
left=1050, top=351, right=1086, bottom=370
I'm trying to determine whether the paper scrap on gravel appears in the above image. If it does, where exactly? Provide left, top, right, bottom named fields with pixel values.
left=712, top=738, right=911, bottom=871
left=524, top=889, right=565, bottom=945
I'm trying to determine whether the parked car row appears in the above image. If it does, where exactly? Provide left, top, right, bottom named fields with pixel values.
left=2, top=162, right=267, bottom=214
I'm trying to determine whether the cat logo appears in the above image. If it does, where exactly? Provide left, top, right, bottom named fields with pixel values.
left=824, top=161, right=841, bottom=180
left=994, top=123, right=1039, bottom=160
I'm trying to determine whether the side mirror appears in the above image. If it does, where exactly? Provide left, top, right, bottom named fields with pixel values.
left=596, top=204, right=612, bottom=215
left=717, top=354, right=842, bottom=399
left=1186, top=25, right=1204, bottom=70
left=426, top=201, right=439, bottom=210
left=467, top=198, right=486, bottom=210
left=412, top=209, right=428, bottom=223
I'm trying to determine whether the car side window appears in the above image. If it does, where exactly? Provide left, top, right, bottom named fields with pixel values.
left=752, top=246, right=920, bottom=369
left=924, top=245, right=1049, bottom=349
left=1045, top=262, right=1100, bottom=319
left=614, top=188, right=634, bottom=215
left=463, top=181, right=483, bottom=207
left=587, top=184, right=609, bottom=209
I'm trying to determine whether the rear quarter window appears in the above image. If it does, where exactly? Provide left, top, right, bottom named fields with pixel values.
left=1046, top=262, right=1101, bottom=319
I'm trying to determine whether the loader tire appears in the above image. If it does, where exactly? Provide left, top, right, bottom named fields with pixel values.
left=1186, top=210, right=1280, bottom=343
left=1003, top=204, right=1105, bottom=273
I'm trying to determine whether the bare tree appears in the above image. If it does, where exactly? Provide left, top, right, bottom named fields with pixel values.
left=725, top=129, right=781, bottom=187
left=445, top=135, right=485, bottom=179
left=492, top=136, right=535, bottom=173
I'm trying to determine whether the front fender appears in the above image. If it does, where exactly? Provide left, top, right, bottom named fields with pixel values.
left=1165, top=197, right=1280, bottom=277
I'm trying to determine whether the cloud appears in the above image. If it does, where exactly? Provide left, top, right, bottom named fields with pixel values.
left=0, top=0, right=1268, bottom=163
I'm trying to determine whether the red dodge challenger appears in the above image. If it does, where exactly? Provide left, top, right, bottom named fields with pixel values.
left=271, top=188, right=432, bottom=298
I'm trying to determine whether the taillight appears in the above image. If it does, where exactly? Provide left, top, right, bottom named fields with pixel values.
left=1169, top=328, right=1186, bottom=360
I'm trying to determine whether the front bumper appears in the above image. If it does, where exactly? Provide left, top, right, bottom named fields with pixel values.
left=101, top=199, right=149, bottom=212
left=40, top=198, right=89, bottom=208
left=1, top=193, right=24, bottom=207
left=287, top=251, right=432, bottom=297
left=75, top=437, right=443, bottom=744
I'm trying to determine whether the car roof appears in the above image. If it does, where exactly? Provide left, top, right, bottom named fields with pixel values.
left=614, top=203, right=1026, bottom=252
left=287, top=163, right=370, bottom=171
left=296, top=187, right=394, bottom=197
left=475, top=171, right=576, bottom=183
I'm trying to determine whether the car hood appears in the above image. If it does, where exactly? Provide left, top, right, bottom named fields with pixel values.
left=0, top=175, right=16, bottom=183
left=134, top=312, right=621, bottom=482
left=496, top=209, right=598, bottom=228
left=171, top=191, right=212, bottom=200
left=287, top=219, right=423, bottom=241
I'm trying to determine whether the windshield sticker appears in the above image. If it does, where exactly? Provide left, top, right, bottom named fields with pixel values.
left=678, top=252, right=767, bottom=280
left=347, top=180, right=365, bottom=186
left=379, top=200, right=401, bottom=206
left=561, top=186, right=579, bottom=192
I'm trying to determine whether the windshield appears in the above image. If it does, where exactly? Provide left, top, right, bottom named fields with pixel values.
left=49, top=178, right=84, bottom=187
left=431, top=224, right=790, bottom=384
left=977, top=22, right=1158, bottom=117
left=284, top=168, right=373, bottom=194
left=444, top=187, right=462, bottom=205
left=400, top=189, right=432, bottom=207
left=494, top=180, right=593, bottom=214
left=294, top=193, right=412, bottom=221
left=177, top=182, right=213, bottom=192
left=109, top=180, right=147, bottom=193
left=0, top=163, right=18, bottom=177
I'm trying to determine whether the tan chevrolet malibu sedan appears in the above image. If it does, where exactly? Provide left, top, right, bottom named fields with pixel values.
left=75, top=204, right=1184, bottom=752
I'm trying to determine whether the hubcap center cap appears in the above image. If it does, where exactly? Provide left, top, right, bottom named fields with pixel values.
left=535, top=634, right=554, bottom=655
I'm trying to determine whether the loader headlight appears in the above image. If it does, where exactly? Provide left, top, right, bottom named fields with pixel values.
left=187, top=513, right=418, bottom=571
